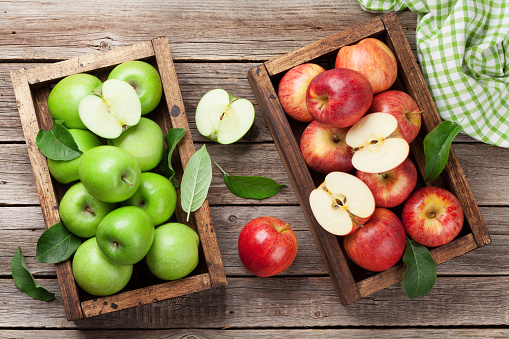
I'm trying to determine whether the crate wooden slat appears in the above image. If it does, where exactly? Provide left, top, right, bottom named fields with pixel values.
left=248, top=11, right=491, bottom=304
left=11, top=37, right=226, bottom=320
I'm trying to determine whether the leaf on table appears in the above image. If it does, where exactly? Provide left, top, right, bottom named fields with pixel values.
left=156, top=127, right=186, bottom=188
left=402, top=238, right=437, bottom=299
left=215, top=162, right=286, bottom=199
left=36, top=222, right=81, bottom=264
left=180, top=144, right=212, bottom=222
left=11, top=247, right=56, bottom=301
left=423, top=121, right=462, bottom=181
left=36, top=120, right=82, bottom=161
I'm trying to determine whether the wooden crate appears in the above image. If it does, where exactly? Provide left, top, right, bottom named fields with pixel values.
left=10, top=37, right=227, bottom=320
left=248, top=12, right=491, bottom=305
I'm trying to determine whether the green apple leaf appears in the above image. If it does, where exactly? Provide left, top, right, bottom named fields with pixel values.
left=36, top=120, right=82, bottom=161
left=180, top=144, right=212, bottom=221
left=423, top=121, right=462, bottom=181
left=11, top=247, right=56, bottom=301
left=214, top=162, right=286, bottom=199
left=36, top=222, right=81, bottom=264
left=402, top=238, right=437, bottom=299
left=156, top=128, right=186, bottom=188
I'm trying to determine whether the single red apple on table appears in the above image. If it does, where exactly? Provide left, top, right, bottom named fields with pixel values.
left=278, top=63, right=325, bottom=122
left=368, top=90, right=422, bottom=143
left=238, top=216, right=298, bottom=277
left=306, top=68, right=373, bottom=128
left=356, top=157, right=417, bottom=208
left=300, top=121, right=353, bottom=174
left=335, top=38, right=398, bottom=94
left=343, top=207, right=407, bottom=272
left=402, top=186, right=464, bottom=247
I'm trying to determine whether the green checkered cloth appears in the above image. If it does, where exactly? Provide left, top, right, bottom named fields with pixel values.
left=358, top=0, right=509, bottom=147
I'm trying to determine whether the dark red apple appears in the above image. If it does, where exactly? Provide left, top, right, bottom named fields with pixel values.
left=368, top=90, right=422, bottom=143
left=402, top=186, right=464, bottom=247
left=238, top=216, right=298, bottom=277
left=343, top=208, right=406, bottom=272
left=300, top=121, right=353, bottom=174
left=278, top=63, right=325, bottom=122
left=356, top=157, right=417, bottom=208
left=306, top=68, right=373, bottom=128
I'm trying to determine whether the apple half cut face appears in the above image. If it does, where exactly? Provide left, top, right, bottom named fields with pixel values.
left=195, top=88, right=255, bottom=145
left=309, top=171, right=375, bottom=236
left=346, top=112, right=409, bottom=173
left=79, top=79, right=142, bottom=139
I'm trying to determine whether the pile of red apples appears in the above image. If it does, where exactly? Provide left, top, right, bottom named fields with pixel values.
left=278, top=38, right=464, bottom=273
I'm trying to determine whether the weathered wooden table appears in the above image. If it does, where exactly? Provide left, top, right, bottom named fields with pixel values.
left=1, top=1, right=508, bottom=337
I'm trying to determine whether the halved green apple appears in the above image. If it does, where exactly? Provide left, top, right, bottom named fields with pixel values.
left=79, top=79, right=141, bottom=139
left=195, top=89, right=255, bottom=144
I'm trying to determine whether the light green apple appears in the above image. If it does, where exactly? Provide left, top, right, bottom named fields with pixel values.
left=109, top=117, right=164, bottom=172
left=47, top=73, right=102, bottom=129
left=121, top=172, right=177, bottom=226
left=79, top=145, right=141, bottom=203
left=96, top=206, right=154, bottom=266
left=47, top=129, right=103, bottom=184
left=145, top=222, right=200, bottom=280
left=108, top=60, right=163, bottom=115
left=59, top=182, right=115, bottom=238
left=72, top=237, right=133, bottom=296
left=195, top=88, right=255, bottom=144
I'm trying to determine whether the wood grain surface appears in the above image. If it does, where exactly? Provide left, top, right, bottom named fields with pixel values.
left=1, top=0, right=508, bottom=335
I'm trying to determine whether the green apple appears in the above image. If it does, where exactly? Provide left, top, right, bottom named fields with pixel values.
left=195, top=88, right=255, bottom=144
left=145, top=222, right=200, bottom=280
left=109, top=117, right=164, bottom=172
left=47, top=129, right=103, bottom=184
left=47, top=73, right=102, bottom=129
left=79, top=145, right=141, bottom=203
left=72, top=237, right=133, bottom=296
left=59, top=182, right=115, bottom=238
left=121, top=172, right=177, bottom=226
left=108, top=60, right=163, bottom=115
left=78, top=79, right=141, bottom=139
left=96, top=206, right=154, bottom=266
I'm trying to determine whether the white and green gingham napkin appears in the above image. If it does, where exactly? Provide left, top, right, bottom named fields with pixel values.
left=358, top=0, right=509, bottom=147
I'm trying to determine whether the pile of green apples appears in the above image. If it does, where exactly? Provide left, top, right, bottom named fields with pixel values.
left=46, top=61, right=200, bottom=297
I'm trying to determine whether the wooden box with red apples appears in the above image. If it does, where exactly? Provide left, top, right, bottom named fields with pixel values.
left=11, top=38, right=227, bottom=320
left=248, top=12, right=491, bottom=305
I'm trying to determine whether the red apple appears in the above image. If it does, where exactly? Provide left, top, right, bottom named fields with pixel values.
left=368, top=90, right=422, bottom=143
left=238, top=216, right=298, bottom=277
left=335, top=38, right=398, bottom=94
left=356, top=157, right=417, bottom=208
left=343, top=208, right=406, bottom=272
left=402, top=186, right=464, bottom=247
left=278, top=63, right=325, bottom=122
left=306, top=68, right=373, bottom=128
left=300, top=121, right=353, bottom=174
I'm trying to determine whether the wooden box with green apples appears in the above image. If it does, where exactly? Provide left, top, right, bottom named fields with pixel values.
left=10, top=37, right=226, bottom=320
left=248, top=12, right=491, bottom=304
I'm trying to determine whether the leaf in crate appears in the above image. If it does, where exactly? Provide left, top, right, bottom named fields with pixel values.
left=36, top=222, right=81, bottom=264
left=11, top=247, right=56, bottom=301
left=36, top=120, right=82, bottom=161
left=215, top=162, right=286, bottom=199
left=181, top=144, right=212, bottom=221
left=156, top=128, right=186, bottom=187
left=423, top=121, right=462, bottom=181
left=402, top=238, right=437, bottom=299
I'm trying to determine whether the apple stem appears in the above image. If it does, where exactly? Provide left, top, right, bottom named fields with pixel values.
left=122, top=175, right=134, bottom=187
left=279, top=223, right=291, bottom=233
left=85, top=206, right=95, bottom=216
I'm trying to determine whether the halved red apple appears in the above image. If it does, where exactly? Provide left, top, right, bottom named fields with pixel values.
left=309, top=171, right=375, bottom=236
left=346, top=112, right=409, bottom=173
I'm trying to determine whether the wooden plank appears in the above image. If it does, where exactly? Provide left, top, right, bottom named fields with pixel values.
left=0, top=1, right=418, bottom=61
left=1, top=205, right=508, bottom=278
left=9, top=68, right=83, bottom=320
left=3, top=329, right=509, bottom=339
left=2, top=276, right=509, bottom=328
